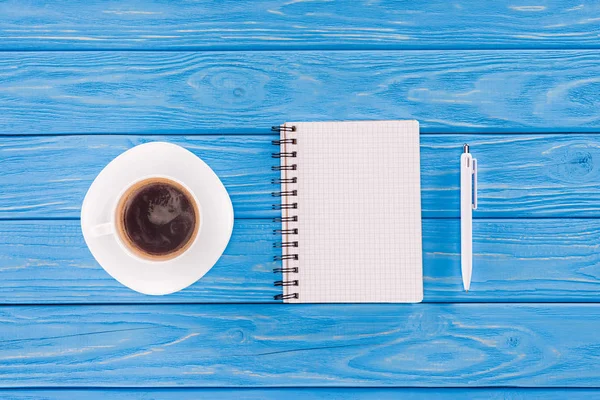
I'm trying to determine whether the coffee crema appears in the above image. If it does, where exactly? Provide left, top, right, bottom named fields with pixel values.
left=115, top=177, right=199, bottom=261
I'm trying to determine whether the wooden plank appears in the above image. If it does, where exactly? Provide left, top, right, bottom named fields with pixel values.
left=0, top=388, right=598, bottom=399
left=0, top=219, right=278, bottom=303
left=0, top=1, right=598, bottom=50
left=1, top=304, right=599, bottom=387
left=2, top=218, right=600, bottom=304
left=1, top=51, right=600, bottom=134
left=0, top=135, right=276, bottom=219
left=422, top=134, right=600, bottom=218
left=3, top=134, right=600, bottom=219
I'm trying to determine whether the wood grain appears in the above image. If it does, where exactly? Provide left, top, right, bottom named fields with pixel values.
left=4, top=134, right=600, bottom=219
left=0, top=135, right=276, bottom=219
left=1, top=51, right=600, bottom=134
left=422, top=134, right=600, bottom=217
left=3, top=218, right=600, bottom=304
left=1, top=304, right=599, bottom=387
left=2, top=0, right=598, bottom=393
left=1, top=389, right=598, bottom=399
left=0, top=1, right=598, bottom=50
left=0, top=220, right=278, bottom=303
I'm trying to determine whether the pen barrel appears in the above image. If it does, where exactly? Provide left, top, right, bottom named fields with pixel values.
left=460, top=153, right=473, bottom=290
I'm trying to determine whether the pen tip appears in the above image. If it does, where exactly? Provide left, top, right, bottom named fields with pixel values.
left=465, top=289, right=469, bottom=293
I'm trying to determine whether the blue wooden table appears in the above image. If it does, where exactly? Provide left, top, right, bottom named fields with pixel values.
left=1, top=1, right=600, bottom=398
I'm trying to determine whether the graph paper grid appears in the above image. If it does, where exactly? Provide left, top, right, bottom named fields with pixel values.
left=279, top=120, right=423, bottom=303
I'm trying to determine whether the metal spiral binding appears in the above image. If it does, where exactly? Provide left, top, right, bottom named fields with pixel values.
left=272, top=139, right=297, bottom=145
left=271, top=151, right=297, bottom=159
left=274, top=280, right=299, bottom=287
left=274, top=254, right=298, bottom=261
left=272, top=125, right=296, bottom=133
left=273, top=216, right=298, bottom=223
left=274, top=228, right=298, bottom=235
left=273, top=241, right=298, bottom=248
left=272, top=124, right=299, bottom=301
left=271, top=190, right=297, bottom=197
left=272, top=202, right=297, bottom=210
left=273, top=267, right=298, bottom=273
left=275, top=293, right=299, bottom=300
left=271, top=164, right=296, bottom=171
left=272, top=177, right=297, bottom=184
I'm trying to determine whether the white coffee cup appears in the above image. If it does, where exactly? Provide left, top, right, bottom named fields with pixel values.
left=81, top=142, right=233, bottom=295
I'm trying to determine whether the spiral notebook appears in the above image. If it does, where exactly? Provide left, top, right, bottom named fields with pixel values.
left=272, top=120, right=423, bottom=303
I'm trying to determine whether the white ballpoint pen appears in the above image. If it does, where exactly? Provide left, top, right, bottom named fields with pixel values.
left=460, top=144, right=477, bottom=292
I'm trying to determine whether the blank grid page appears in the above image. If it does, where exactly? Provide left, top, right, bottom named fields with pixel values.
left=285, top=121, right=423, bottom=303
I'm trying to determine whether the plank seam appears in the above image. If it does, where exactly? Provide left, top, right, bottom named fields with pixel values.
left=0, top=302, right=599, bottom=306
left=3, top=131, right=600, bottom=137
left=0, top=386, right=598, bottom=389
left=3, top=46, right=600, bottom=52
left=6, top=216, right=600, bottom=222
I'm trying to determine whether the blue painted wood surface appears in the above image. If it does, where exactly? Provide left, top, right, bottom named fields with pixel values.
left=2, top=219, right=600, bottom=303
left=0, top=0, right=599, bottom=396
left=2, top=389, right=600, bottom=399
left=1, top=51, right=600, bottom=134
left=0, top=0, right=598, bottom=50
left=2, top=304, right=600, bottom=386
left=3, top=134, right=600, bottom=219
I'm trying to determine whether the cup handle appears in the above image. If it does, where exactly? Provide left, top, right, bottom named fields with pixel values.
left=91, top=222, right=114, bottom=237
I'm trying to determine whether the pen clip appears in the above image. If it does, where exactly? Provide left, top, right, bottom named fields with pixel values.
left=472, top=158, right=477, bottom=210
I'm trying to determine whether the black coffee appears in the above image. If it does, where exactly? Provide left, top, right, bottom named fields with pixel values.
left=117, top=178, right=199, bottom=260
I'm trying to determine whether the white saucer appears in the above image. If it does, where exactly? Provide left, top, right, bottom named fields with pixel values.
left=81, top=142, right=234, bottom=295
